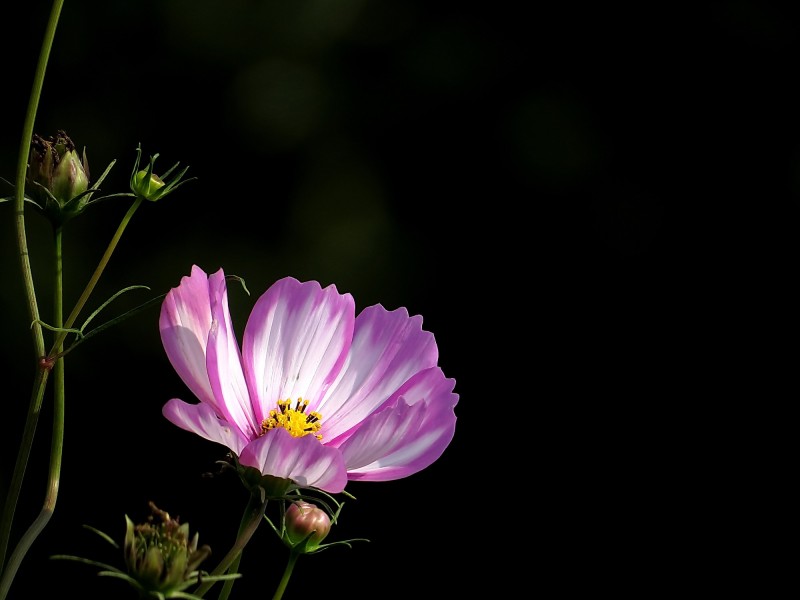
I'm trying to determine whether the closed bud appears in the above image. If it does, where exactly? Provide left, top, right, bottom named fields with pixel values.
left=131, top=169, right=166, bottom=200
left=284, top=501, right=331, bottom=553
left=129, top=144, right=192, bottom=201
left=27, top=130, right=91, bottom=224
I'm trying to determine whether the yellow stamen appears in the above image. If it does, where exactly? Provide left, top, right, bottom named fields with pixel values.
left=261, top=398, right=323, bottom=440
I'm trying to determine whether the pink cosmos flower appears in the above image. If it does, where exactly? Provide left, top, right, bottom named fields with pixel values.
left=160, top=265, right=458, bottom=494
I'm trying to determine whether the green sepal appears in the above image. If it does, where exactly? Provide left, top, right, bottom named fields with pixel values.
left=129, top=144, right=195, bottom=202
left=235, top=459, right=296, bottom=499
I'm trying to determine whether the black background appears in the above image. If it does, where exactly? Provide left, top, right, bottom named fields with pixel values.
left=1, top=1, right=795, bottom=598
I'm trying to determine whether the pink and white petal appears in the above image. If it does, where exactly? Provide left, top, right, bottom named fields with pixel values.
left=163, top=398, right=250, bottom=456
left=336, top=368, right=458, bottom=482
left=242, top=277, right=355, bottom=425
left=206, top=270, right=260, bottom=439
left=159, top=265, right=216, bottom=407
left=238, top=429, right=348, bottom=493
left=319, top=305, right=439, bottom=442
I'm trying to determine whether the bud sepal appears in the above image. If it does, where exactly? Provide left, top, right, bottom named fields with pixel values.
left=23, top=130, right=122, bottom=226
left=51, top=502, right=240, bottom=599
left=129, top=144, right=194, bottom=202
left=263, top=491, right=370, bottom=557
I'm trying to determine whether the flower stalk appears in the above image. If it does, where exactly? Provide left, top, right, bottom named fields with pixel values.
left=0, top=226, right=66, bottom=600
left=271, top=550, right=300, bottom=600
left=192, top=490, right=267, bottom=598
left=0, top=0, right=64, bottom=588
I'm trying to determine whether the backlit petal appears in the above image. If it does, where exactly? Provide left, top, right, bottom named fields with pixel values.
left=163, top=398, right=250, bottom=455
left=320, top=305, right=439, bottom=442
left=238, top=429, right=347, bottom=493
left=242, top=277, right=354, bottom=425
left=159, top=265, right=216, bottom=407
left=338, top=367, right=457, bottom=481
left=206, top=270, right=259, bottom=439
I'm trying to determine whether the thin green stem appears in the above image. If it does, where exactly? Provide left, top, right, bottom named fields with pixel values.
left=0, top=371, right=49, bottom=574
left=271, top=551, right=300, bottom=600
left=194, top=492, right=267, bottom=599
left=49, top=196, right=144, bottom=357
left=0, top=196, right=142, bottom=577
left=13, top=0, right=64, bottom=360
left=0, top=228, right=66, bottom=600
left=1, top=0, right=64, bottom=578
left=216, top=553, right=242, bottom=600
left=1, top=195, right=143, bottom=583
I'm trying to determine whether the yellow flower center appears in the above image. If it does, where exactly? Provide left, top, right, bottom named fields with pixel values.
left=261, top=398, right=323, bottom=440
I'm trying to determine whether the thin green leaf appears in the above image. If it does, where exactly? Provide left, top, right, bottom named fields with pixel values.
left=50, top=554, right=124, bottom=574
left=80, top=285, right=151, bottom=332
left=31, top=319, right=83, bottom=338
left=159, top=161, right=182, bottom=180
left=84, top=191, right=136, bottom=206
left=91, top=159, right=117, bottom=189
left=59, top=293, right=167, bottom=358
left=81, top=524, right=120, bottom=548
left=226, top=274, right=250, bottom=296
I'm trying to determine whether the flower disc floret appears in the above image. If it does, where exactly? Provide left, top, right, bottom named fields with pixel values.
left=261, top=398, right=323, bottom=440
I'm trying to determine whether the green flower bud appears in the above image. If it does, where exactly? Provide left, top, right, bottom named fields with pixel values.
left=129, top=144, right=193, bottom=201
left=123, top=502, right=211, bottom=597
left=131, top=169, right=166, bottom=200
left=284, top=501, right=331, bottom=553
left=26, top=130, right=91, bottom=224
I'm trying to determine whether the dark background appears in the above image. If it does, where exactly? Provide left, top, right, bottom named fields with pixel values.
left=1, top=1, right=794, bottom=598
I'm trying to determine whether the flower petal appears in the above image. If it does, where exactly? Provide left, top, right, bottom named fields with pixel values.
left=242, top=277, right=355, bottom=425
left=159, top=265, right=216, bottom=408
left=338, top=367, right=457, bottom=481
left=238, top=429, right=348, bottom=493
left=206, top=270, right=260, bottom=439
left=163, top=398, right=250, bottom=455
left=319, top=305, right=439, bottom=442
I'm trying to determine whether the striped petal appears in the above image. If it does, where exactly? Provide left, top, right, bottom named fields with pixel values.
left=238, top=429, right=347, bottom=493
left=163, top=398, right=250, bottom=455
left=159, top=265, right=217, bottom=409
left=338, top=367, right=458, bottom=481
left=320, top=305, right=439, bottom=443
left=206, top=270, right=259, bottom=439
left=242, top=277, right=354, bottom=425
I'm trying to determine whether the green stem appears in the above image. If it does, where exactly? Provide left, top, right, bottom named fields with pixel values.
left=271, top=551, right=300, bottom=600
left=0, top=372, right=49, bottom=574
left=194, top=491, right=267, bottom=599
left=0, top=196, right=142, bottom=577
left=0, top=196, right=143, bottom=584
left=216, top=553, right=242, bottom=600
left=13, top=0, right=64, bottom=360
left=49, top=196, right=144, bottom=356
left=0, top=0, right=64, bottom=576
left=0, top=228, right=66, bottom=600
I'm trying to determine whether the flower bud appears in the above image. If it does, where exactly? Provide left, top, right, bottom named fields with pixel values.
left=129, top=144, right=192, bottom=201
left=123, top=502, right=211, bottom=597
left=284, top=501, right=331, bottom=552
left=131, top=169, right=166, bottom=200
left=26, top=130, right=91, bottom=224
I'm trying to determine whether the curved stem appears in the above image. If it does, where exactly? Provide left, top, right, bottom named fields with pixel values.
left=13, top=0, right=63, bottom=360
left=194, top=491, right=267, bottom=599
left=1, top=0, right=64, bottom=577
left=0, top=371, right=49, bottom=574
left=1, top=196, right=143, bottom=584
left=0, top=228, right=66, bottom=600
left=271, top=551, right=300, bottom=600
